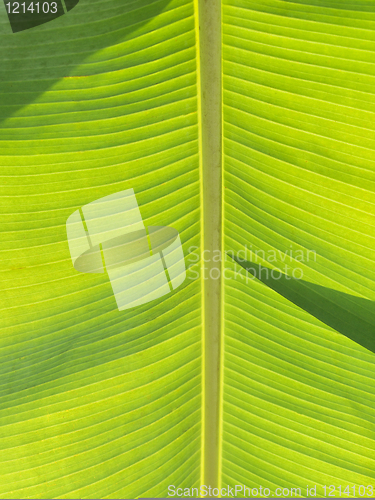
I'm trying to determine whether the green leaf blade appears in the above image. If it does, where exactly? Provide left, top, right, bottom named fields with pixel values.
left=0, top=0, right=202, bottom=497
left=222, top=0, right=375, bottom=494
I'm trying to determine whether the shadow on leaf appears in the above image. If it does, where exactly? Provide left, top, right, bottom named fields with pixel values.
left=0, top=0, right=171, bottom=124
left=232, top=257, right=375, bottom=355
left=280, top=0, right=375, bottom=12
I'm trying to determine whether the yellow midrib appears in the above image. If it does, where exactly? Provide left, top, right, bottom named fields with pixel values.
left=195, top=0, right=223, bottom=491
